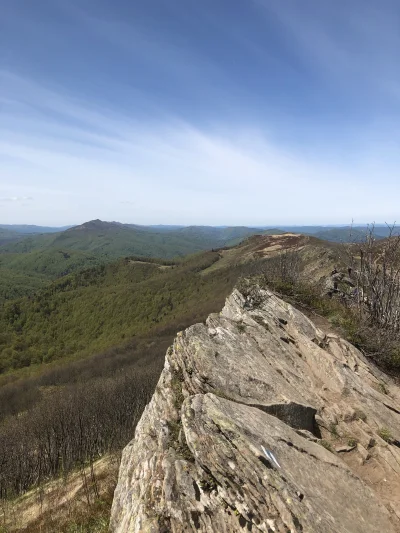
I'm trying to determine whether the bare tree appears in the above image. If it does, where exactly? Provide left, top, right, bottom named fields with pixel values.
left=260, top=248, right=302, bottom=286
left=343, top=223, right=400, bottom=332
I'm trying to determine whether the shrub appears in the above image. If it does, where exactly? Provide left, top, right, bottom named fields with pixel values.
left=319, top=440, right=333, bottom=452
left=377, top=427, right=393, bottom=443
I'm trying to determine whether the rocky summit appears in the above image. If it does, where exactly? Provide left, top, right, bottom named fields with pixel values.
left=110, top=285, right=400, bottom=533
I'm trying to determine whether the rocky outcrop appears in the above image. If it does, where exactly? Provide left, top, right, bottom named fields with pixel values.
left=110, top=286, right=400, bottom=532
left=324, top=267, right=355, bottom=298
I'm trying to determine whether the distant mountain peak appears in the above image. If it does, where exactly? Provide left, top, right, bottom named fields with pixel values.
left=71, top=219, right=123, bottom=231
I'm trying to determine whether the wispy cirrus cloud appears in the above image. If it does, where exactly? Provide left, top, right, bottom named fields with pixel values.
left=1, top=0, right=400, bottom=225
left=1, top=71, right=400, bottom=226
left=0, top=196, right=33, bottom=202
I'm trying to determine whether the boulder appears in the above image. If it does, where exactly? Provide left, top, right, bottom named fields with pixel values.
left=110, top=286, right=400, bottom=532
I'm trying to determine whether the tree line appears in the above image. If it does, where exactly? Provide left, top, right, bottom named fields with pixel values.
left=0, top=362, right=159, bottom=499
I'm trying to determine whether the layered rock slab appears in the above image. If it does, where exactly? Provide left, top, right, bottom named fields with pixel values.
left=110, top=287, right=400, bottom=532
left=182, top=393, right=393, bottom=533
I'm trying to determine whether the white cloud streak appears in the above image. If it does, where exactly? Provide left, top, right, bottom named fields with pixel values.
left=1, top=74, right=399, bottom=226
left=2, top=0, right=400, bottom=228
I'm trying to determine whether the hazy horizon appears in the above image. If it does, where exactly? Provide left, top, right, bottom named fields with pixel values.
left=1, top=219, right=397, bottom=229
left=2, top=1, right=400, bottom=225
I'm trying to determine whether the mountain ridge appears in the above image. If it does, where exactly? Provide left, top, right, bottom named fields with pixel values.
left=0, top=222, right=275, bottom=303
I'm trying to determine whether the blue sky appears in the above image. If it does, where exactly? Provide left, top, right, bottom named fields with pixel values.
left=1, top=0, right=400, bottom=226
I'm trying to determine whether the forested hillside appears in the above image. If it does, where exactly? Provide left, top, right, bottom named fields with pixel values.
left=0, top=220, right=264, bottom=258
left=0, top=249, right=257, bottom=375
left=0, top=228, right=20, bottom=246
left=0, top=232, right=332, bottom=376
left=3, top=219, right=378, bottom=305
left=0, top=249, right=102, bottom=302
left=0, top=220, right=268, bottom=302
left=0, top=237, right=285, bottom=513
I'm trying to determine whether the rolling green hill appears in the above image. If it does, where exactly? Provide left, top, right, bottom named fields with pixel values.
left=0, top=249, right=100, bottom=277
left=1, top=219, right=355, bottom=306
left=0, top=269, right=46, bottom=301
left=0, top=221, right=269, bottom=302
left=0, top=232, right=337, bottom=376
left=0, top=220, right=267, bottom=258
left=50, top=221, right=262, bottom=257
left=0, top=228, right=17, bottom=238
left=0, top=252, right=231, bottom=373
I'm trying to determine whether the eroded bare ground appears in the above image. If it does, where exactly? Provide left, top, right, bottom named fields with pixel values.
left=1, top=456, right=118, bottom=532
left=111, top=286, right=400, bottom=533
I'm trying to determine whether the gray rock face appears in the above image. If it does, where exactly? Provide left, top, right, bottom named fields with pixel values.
left=110, top=287, right=400, bottom=533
